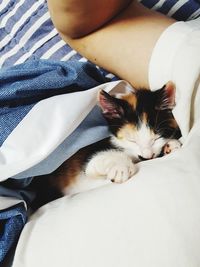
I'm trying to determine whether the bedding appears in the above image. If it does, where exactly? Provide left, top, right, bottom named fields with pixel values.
left=12, top=17, right=200, bottom=267
left=0, top=0, right=200, bottom=266
left=0, top=59, right=108, bottom=180
left=12, top=123, right=200, bottom=267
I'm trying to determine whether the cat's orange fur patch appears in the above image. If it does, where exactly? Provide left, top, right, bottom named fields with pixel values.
left=49, top=150, right=87, bottom=191
left=117, top=123, right=136, bottom=139
left=121, top=93, right=137, bottom=109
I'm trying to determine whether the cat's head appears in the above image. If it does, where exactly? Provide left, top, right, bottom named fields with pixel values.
left=98, top=82, right=181, bottom=161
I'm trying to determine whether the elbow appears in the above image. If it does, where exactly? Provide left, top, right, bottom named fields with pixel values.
left=47, top=0, right=133, bottom=39
left=57, top=22, right=92, bottom=39
left=50, top=19, right=84, bottom=39
left=53, top=17, right=90, bottom=39
left=47, top=6, right=88, bottom=39
left=49, top=9, right=99, bottom=39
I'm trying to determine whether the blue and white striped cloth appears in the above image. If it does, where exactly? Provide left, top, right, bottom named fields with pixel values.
left=0, top=0, right=200, bottom=265
left=140, top=0, right=200, bottom=20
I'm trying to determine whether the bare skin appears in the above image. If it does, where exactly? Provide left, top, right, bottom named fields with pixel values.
left=47, top=0, right=175, bottom=88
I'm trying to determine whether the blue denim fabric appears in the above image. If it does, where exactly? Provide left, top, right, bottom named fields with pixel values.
left=0, top=59, right=106, bottom=146
left=0, top=202, right=27, bottom=263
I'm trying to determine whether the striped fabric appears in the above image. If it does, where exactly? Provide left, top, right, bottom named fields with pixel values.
left=0, top=0, right=200, bottom=71
left=140, top=0, right=200, bottom=20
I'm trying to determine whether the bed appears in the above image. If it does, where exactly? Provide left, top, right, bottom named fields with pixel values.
left=0, top=1, right=200, bottom=266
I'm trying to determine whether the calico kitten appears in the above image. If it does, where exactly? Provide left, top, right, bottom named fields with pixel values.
left=30, top=81, right=181, bottom=210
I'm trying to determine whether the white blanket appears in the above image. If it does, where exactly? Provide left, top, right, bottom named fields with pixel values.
left=12, top=19, right=200, bottom=267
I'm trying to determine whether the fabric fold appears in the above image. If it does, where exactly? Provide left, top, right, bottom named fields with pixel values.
left=0, top=59, right=108, bottom=180
left=149, top=17, right=200, bottom=139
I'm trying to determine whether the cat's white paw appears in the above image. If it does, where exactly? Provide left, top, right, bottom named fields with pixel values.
left=163, top=139, right=182, bottom=155
left=107, top=162, right=136, bottom=183
left=85, top=150, right=136, bottom=183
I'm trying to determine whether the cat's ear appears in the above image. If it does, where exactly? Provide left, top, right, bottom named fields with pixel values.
left=98, top=90, right=124, bottom=119
left=155, top=81, right=176, bottom=110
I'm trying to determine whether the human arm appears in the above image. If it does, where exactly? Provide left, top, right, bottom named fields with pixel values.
left=47, top=0, right=175, bottom=88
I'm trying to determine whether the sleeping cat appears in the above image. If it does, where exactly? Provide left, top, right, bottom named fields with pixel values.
left=30, top=81, right=182, bottom=210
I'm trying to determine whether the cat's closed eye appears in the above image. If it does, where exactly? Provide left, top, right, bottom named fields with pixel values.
left=127, top=138, right=137, bottom=143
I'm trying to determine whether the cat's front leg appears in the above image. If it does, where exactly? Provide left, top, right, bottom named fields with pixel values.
left=163, top=139, right=182, bottom=155
left=85, top=150, right=136, bottom=183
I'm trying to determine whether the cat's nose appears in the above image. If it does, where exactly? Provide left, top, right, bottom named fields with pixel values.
left=140, top=149, right=154, bottom=160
